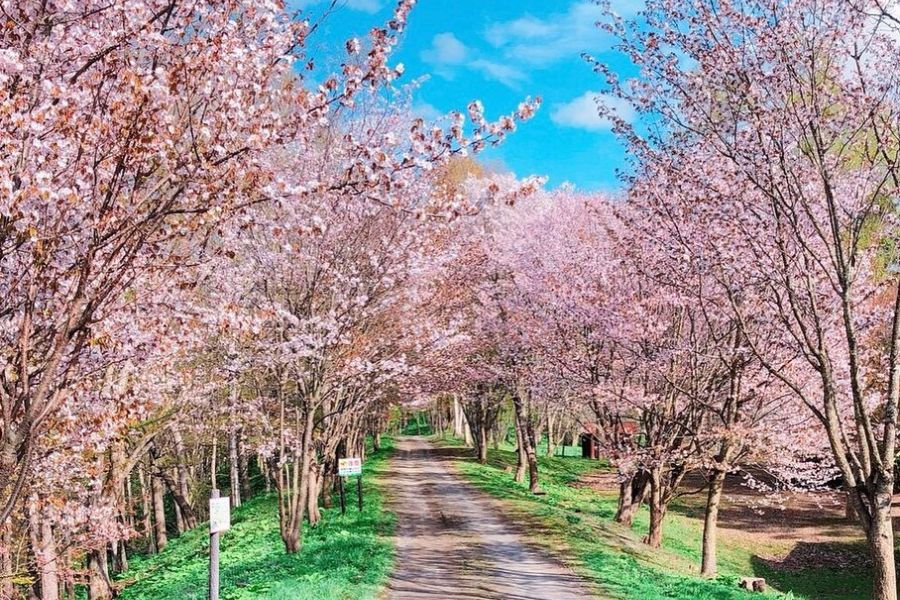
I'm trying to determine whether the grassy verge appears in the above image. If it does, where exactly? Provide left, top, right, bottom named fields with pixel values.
left=437, top=437, right=871, bottom=600
left=116, top=439, right=396, bottom=600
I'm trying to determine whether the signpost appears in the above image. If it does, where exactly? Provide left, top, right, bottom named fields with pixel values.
left=209, top=491, right=230, bottom=600
left=338, top=457, right=362, bottom=476
left=337, top=457, right=363, bottom=513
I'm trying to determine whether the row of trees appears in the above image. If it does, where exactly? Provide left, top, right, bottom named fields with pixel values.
left=0, top=1, right=540, bottom=598
left=7, top=0, right=900, bottom=599
left=412, top=4, right=900, bottom=599
left=414, top=185, right=828, bottom=575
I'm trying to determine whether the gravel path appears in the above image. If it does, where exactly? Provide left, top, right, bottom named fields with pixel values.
left=383, top=437, right=598, bottom=600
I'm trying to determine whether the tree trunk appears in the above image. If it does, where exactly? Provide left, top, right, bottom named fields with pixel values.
left=293, top=409, right=315, bottom=552
left=477, top=426, right=488, bottom=464
left=149, top=457, right=198, bottom=530
left=280, top=407, right=315, bottom=554
left=845, top=491, right=857, bottom=521
left=229, top=428, right=242, bottom=509
left=546, top=412, right=556, bottom=457
left=869, top=485, right=898, bottom=600
left=646, top=467, right=665, bottom=549
left=322, top=469, right=333, bottom=509
left=615, top=470, right=649, bottom=527
left=124, top=477, right=135, bottom=531
left=151, top=473, right=168, bottom=552
left=278, top=458, right=302, bottom=554
left=28, top=496, right=59, bottom=600
left=87, top=549, right=112, bottom=600
left=260, top=455, right=271, bottom=494
left=453, top=396, right=463, bottom=437
left=524, top=424, right=540, bottom=494
left=700, top=468, right=727, bottom=577
left=307, top=463, right=321, bottom=526
left=615, top=479, right=635, bottom=526
left=435, top=406, right=444, bottom=438
left=321, top=462, right=334, bottom=508
left=173, top=474, right=185, bottom=534
left=512, top=389, right=540, bottom=493
left=138, top=466, right=156, bottom=553
left=463, top=411, right=473, bottom=447
left=238, top=433, right=251, bottom=501
left=0, top=523, right=14, bottom=600
left=172, top=428, right=193, bottom=515
left=373, top=432, right=382, bottom=452
left=115, top=539, right=128, bottom=574
left=514, top=413, right=526, bottom=483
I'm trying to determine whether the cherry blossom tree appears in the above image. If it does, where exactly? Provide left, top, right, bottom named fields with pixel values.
left=595, top=0, right=900, bottom=593
left=0, top=0, right=541, bottom=594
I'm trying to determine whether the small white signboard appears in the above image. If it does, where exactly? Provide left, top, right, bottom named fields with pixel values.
left=338, top=457, right=362, bottom=477
left=209, top=497, right=231, bottom=534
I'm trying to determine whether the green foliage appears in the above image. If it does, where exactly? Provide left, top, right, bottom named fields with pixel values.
left=445, top=440, right=871, bottom=600
left=116, top=440, right=396, bottom=600
left=399, top=412, right=431, bottom=436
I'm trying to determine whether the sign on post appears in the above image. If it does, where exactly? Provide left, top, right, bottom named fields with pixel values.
left=209, top=490, right=230, bottom=600
left=210, top=496, right=231, bottom=534
left=338, top=457, right=362, bottom=477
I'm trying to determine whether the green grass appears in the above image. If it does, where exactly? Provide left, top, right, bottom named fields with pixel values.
left=431, top=429, right=582, bottom=458
left=116, top=440, right=396, bottom=600
left=439, top=438, right=872, bottom=600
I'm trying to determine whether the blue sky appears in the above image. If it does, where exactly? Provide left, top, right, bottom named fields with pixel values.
left=293, top=0, right=644, bottom=191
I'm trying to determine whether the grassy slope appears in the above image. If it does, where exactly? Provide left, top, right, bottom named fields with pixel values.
left=116, top=439, right=396, bottom=600
left=439, top=437, right=871, bottom=600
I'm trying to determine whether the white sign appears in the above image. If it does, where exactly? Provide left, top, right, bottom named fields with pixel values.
left=209, top=497, right=231, bottom=533
left=338, top=457, right=362, bottom=477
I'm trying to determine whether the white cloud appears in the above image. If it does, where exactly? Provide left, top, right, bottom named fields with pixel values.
left=470, top=59, right=528, bottom=88
left=484, top=1, right=644, bottom=66
left=412, top=102, right=444, bottom=121
left=421, top=32, right=527, bottom=88
left=550, top=91, right=635, bottom=132
left=421, top=32, right=468, bottom=65
left=345, top=0, right=383, bottom=12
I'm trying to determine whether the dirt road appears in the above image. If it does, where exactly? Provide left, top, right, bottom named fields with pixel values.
left=383, top=437, right=598, bottom=600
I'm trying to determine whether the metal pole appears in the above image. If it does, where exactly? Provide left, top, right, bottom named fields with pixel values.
left=357, top=475, right=363, bottom=512
left=209, top=488, right=220, bottom=600
left=339, top=476, right=346, bottom=515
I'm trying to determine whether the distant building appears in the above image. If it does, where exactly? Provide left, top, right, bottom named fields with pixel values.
left=579, top=420, right=638, bottom=459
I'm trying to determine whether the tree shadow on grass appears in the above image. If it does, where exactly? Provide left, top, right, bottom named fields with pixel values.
left=750, top=541, right=874, bottom=600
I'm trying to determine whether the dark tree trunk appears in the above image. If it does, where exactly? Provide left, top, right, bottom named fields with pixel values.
left=512, top=389, right=540, bottom=494
left=615, top=470, right=649, bottom=527
left=229, top=428, right=242, bottom=509
left=477, top=426, right=488, bottom=463
left=150, top=460, right=198, bottom=530
left=514, top=414, right=526, bottom=483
